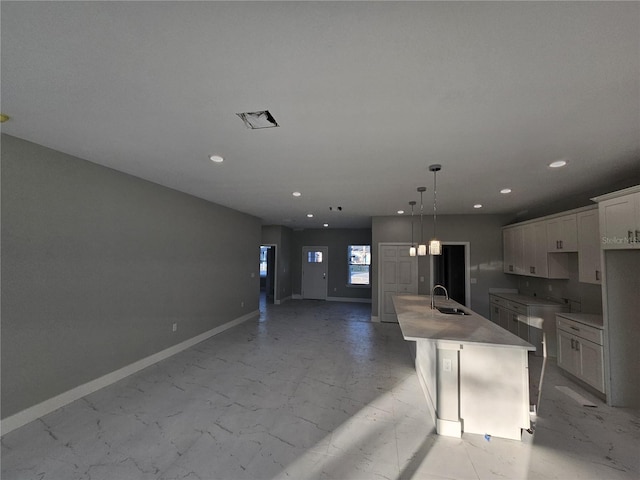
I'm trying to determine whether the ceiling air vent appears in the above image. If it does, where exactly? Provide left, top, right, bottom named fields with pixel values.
left=236, top=110, right=279, bottom=129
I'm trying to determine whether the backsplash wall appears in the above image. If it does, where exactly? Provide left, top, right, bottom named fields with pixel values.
left=516, top=253, right=603, bottom=314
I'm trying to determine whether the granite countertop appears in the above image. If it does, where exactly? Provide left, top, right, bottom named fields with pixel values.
left=556, top=312, right=604, bottom=329
left=490, top=292, right=566, bottom=307
left=393, top=295, right=535, bottom=351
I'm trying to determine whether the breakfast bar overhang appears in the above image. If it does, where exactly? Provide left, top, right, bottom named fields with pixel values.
left=393, top=294, right=536, bottom=441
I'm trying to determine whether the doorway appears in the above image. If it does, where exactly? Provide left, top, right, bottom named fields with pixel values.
left=302, top=246, right=328, bottom=300
left=431, top=243, right=470, bottom=307
left=260, top=245, right=276, bottom=304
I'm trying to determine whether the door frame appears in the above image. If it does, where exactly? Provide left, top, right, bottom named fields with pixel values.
left=260, top=244, right=278, bottom=304
left=301, top=246, right=328, bottom=300
left=429, top=241, right=471, bottom=308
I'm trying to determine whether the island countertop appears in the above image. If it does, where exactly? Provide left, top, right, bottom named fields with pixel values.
left=393, top=294, right=535, bottom=351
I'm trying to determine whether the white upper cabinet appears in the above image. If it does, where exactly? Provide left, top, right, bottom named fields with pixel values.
left=577, top=209, right=601, bottom=284
left=546, top=214, right=578, bottom=252
left=503, top=225, right=524, bottom=275
left=597, top=190, right=640, bottom=250
left=522, top=221, right=548, bottom=277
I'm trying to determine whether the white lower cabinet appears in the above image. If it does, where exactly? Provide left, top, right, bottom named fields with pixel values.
left=556, top=314, right=605, bottom=394
left=489, top=294, right=568, bottom=356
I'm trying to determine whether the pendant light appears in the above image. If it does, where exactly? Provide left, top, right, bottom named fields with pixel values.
left=428, top=164, right=442, bottom=255
left=408, top=201, right=417, bottom=256
left=417, top=187, right=427, bottom=256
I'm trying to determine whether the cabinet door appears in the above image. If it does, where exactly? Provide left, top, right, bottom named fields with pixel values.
left=557, top=330, right=579, bottom=376
left=490, top=303, right=501, bottom=325
left=547, top=214, right=578, bottom=252
left=577, top=210, right=602, bottom=284
left=503, top=227, right=524, bottom=274
left=507, top=311, right=519, bottom=335
left=599, top=194, right=638, bottom=250
left=577, top=339, right=605, bottom=393
left=499, top=307, right=511, bottom=330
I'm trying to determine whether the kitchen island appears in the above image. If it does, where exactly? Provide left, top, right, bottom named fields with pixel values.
left=393, top=294, right=535, bottom=441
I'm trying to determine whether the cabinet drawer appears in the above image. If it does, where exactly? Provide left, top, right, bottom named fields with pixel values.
left=557, top=317, right=603, bottom=345
left=490, top=296, right=505, bottom=307
left=504, top=300, right=527, bottom=314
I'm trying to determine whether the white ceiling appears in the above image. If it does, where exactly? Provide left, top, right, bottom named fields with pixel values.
left=2, top=1, right=639, bottom=228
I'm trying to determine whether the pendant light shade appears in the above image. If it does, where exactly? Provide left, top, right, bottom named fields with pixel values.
left=417, top=187, right=427, bottom=256
left=428, top=164, right=442, bottom=255
left=408, top=201, right=417, bottom=256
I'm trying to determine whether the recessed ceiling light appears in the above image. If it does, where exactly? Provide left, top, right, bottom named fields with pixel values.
left=323, top=223, right=329, bottom=227
left=209, top=154, right=224, bottom=163
left=473, top=204, right=483, bottom=209
left=292, top=191, right=301, bottom=197
left=500, top=188, right=512, bottom=194
left=307, top=213, right=314, bottom=218
left=549, top=159, right=567, bottom=168
left=397, top=210, right=405, bottom=215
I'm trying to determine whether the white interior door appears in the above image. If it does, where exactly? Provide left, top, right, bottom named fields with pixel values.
left=302, top=246, right=328, bottom=300
left=379, top=244, right=418, bottom=323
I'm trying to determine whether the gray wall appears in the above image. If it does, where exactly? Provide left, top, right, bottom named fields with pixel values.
left=372, top=214, right=517, bottom=318
left=1, top=135, right=262, bottom=418
left=516, top=254, right=603, bottom=314
left=291, top=228, right=372, bottom=300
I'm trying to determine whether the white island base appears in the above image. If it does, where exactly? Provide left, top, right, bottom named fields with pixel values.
left=394, top=295, right=534, bottom=441
left=413, top=339, right=531, bottom=441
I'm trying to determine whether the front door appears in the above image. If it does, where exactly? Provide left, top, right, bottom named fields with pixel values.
left=302, top=246, right=328, bottom=300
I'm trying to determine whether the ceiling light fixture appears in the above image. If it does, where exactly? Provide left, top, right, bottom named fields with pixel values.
left=473, top=204, right=483, bottom=209
left=236, top=110, right=279, bottom=129
left=428, top=164, right=442, bottom=256
left=307, top=213, right=314, bottom=218
left=549, top=159, right=567, bottom=168
left=409, top=201, right=417, bottom=257
left=397, top=210, right=405, bottom=215
left=417, top=187, right=427, bottom=256
left=292, top=191, right=301, bottom=197
left=208, top=155, right=224, bottom=163
left=500, top=188, right=512, bottom=194
left=323, top=223, right=329, bottom=228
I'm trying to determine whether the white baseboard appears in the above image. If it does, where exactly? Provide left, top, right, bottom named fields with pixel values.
left=291, top=294, right=371, bottom=304
left=1, top=310, right=259, bottom=436
left=275, top=295, right=292, bottom=305
left=326, top=296, right=372, bottom=304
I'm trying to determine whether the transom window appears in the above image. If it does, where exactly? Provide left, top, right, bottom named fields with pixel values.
left=348, top=245, right=371, bottom=285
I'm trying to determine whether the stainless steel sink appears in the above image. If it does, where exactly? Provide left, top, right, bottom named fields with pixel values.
left=436, top=306, right=470, bottom=315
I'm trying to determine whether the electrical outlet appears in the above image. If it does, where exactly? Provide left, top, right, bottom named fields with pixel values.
left=172, top=323, right=177, bottom=332
left=443, top=358, right=452, bottom=372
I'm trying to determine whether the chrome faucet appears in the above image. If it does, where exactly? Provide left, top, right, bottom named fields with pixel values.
left=431, top=284, right=449, bottom=310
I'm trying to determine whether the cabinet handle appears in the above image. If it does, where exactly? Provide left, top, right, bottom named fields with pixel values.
left=570, top=326, right=580, bottom=331
left=636, top=230, right=639, bottom=243
left=556, top=240, right=560, bottom=250
left=595, top=270, right=600, bottom=281
left=570, top=338, right=575, bottom=349
left=559, top=240, right=563, bottom=250
left=530, top=266, right=535, bottom=274
left=575, top=341, right=580, bottom=352
left=629, top=231, right=634, bottom=244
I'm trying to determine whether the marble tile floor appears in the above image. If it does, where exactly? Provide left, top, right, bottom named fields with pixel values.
left=2, top=299, right=639, bottom=480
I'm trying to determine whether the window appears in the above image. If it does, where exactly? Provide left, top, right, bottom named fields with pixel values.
left=307, top=251, right=323, bottom=263
left=348, top=245, right=371, bottom=285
